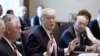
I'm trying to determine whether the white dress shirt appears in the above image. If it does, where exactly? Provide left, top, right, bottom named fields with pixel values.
left=30, top=17, right=34, bottom=27
left=3, top=37, right=22, bottom=56
left=85, top=27, right=100, bottom=47
left=97, top=15, right=100, bottom=29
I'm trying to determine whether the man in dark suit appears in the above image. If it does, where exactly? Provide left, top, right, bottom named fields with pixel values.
left=0, top=14, right=22, bottom=56
left=89, top=11, right=100, bottom=40
left=19, top=17, right=28, bottom=31
left=19, top=6, right=30, bottom=31
left=30, top=5, right=45, bottom=26
left=26, top=8, right=79, bottom=56
left=61, top=9, right=97, bottom=52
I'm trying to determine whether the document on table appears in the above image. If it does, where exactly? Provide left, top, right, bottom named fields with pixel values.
left=78, top=53, right=99, bottom=56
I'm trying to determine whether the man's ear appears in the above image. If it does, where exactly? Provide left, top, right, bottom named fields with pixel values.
left=40, top=17, right=43, bottom=23
left=6, top=28, right=10, bottom=34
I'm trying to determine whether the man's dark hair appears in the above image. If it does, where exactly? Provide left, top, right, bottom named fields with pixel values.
left=77, top=9, right=91, bottom=21
left=6, top=9, right=14, bottom=14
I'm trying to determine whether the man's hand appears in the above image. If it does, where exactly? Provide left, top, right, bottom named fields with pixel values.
left=86, top=44, right=97, bottom=52
left=93, top=39, right=100, bottom=47
left=47, top=40, right=54, bottom=56
left=68, top=38, right=79, bottom=52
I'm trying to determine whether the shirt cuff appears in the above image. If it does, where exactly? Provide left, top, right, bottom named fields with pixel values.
left=64, top=48, right=70, bottom=56
left=43, top=52, right=47, bottom=56
left=85, top=46, right=88, bottom=51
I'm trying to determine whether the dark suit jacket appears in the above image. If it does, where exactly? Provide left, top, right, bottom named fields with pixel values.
left=61, top=25, right=93, bottom=51
left=19, top=17, right=28, bottom=31
left=33, top=16, right=39, bottom=25
left=30, top=16, right=39, bottom=27
left=88, top=20, right=100, bottom=40
left=0, top=38, right=17, bottom=56
left=26, top=25, right=64, bottom=56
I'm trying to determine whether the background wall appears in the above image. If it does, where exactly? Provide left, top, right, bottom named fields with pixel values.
left=0, top=0, right=23, bottom=17
left=29, top=0, right=100, bottom=22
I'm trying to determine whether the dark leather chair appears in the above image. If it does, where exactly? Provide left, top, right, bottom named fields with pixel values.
left=20, top=26, right=38, bottom=56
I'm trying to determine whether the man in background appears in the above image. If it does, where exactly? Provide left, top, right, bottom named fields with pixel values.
left=30, top=5, right=45, bottom=27
left=19, top=6, right=30, bottom=31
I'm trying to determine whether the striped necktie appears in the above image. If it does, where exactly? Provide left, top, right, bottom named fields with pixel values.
left=50, top=33, right=57, bottom=56
left=12, top=43, right=22, bottom=56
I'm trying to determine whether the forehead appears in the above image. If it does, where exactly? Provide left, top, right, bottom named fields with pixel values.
left=43, top=9, right=56, bottom=16
left=77, top=16, right=87, bottom=22
left=43, top=13, right=56, bottom=19
left=11, top=18, right=21, bottom=27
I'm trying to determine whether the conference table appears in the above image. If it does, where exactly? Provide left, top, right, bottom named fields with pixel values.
left=67, top=51, right=99, bottom=56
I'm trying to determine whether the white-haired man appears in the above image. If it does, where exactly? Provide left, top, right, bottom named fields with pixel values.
left=26, top=8, right=78, bottom=56
left=0, top=14, right=22, bottom=56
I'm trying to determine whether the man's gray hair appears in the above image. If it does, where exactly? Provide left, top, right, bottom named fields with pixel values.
left=2, top=14, right=19, bottom=28
left=40, top=8, right=56, bottom=18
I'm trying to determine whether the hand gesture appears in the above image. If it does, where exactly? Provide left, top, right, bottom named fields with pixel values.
left=47, top=40, right=54, bottom=56
left=68, top=38, right=79, bottom=52
left=86, top=44, right=97, bottom=52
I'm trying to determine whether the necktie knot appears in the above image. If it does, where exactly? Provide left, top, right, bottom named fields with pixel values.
left=50, top=32, right=53, bottom=39
left=50, top=32, right=57, bottom=56
left=11, top=43, right=17, bottom=50
left=11, top=43, right=22, bottom=56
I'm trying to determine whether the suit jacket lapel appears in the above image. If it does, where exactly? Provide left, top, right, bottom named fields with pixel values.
left=39, top=25, right=49, bottom=41
left=38, top=26, right=49, bottom=48
left=95, top=20, right=100, bottom=32
left=70, top=25, right=76, bottom=39
left=1, top=38, right=17, bottom=56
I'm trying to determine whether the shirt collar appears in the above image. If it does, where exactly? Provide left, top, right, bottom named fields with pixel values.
left=19, top=16, right=24, bottom=20
left=73, top=25, right=78, bottom=36
left=97, top=15, right=100, bottom=29
left=3, top=36, right=13, bottom=47
left=97, top=14, right=100, bottom=23
left=42, top=25, right=52, bottom=39
left=3, top=36, right=12, bottom=44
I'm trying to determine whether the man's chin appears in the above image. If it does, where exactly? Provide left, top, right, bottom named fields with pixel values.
left=48, top=28, right=54, bottom=31
left=79, top=30, right=84, bottom=33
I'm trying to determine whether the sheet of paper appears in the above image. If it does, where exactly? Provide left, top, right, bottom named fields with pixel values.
left=78, top=53, right=98, bottom=56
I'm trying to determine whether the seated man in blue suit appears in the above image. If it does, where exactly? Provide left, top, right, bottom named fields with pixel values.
left=61, top=9, right=98, bottom=52
left=26, top=8, right=79, bottom=56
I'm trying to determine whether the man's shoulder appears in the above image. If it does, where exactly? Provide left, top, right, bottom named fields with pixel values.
left=90, top=20, right=97, bottom=24
left=64, top=25, right=74, bottom=33
left=0, top=39, right=6, bottom=50
left=31, top=25, right=42, bottom=34
left=89, top=20, right=98, bottom=28
left=27, top=26, right=43, bottom=39
left=62, top=25, right=74, bottom=37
